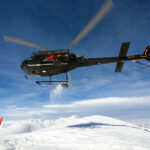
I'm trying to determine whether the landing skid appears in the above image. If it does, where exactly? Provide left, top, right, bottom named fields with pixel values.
left=36, top=74, right=69, bottom=88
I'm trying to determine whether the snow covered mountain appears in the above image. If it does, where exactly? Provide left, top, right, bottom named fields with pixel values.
left=0, top=115, right=150, bottom=150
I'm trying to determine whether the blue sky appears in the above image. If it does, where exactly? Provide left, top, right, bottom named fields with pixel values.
left=0, top=0, right=150, bottom=121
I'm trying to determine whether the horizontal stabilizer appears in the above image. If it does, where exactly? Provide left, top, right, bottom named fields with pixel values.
left=115, top=42, right=130, bottom=72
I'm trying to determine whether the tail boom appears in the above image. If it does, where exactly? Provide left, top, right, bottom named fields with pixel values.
left=78, top=43, right=150, bottom=71
left=81, top=55, right=144, bottom=67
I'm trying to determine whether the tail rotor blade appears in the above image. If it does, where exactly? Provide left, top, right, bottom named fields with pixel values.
left=132, top=60, right=150, bottom=69
left=67, top=0, right=114, bottom=49
left=4, top=36, right=50, bottom=51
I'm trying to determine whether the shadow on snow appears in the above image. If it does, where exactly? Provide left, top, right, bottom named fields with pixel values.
left=67, top=122, right=150, bottom=133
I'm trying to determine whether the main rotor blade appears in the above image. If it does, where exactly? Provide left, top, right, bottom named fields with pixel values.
left=4, top=36, right=50, bottom=51
left=67, top=0, right=114, bottom=49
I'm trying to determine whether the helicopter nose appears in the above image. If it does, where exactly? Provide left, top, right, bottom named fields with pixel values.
left=20, top=59, right=37, bottom=75
left=20, top=60, right=26, bottom=70
left=20, top=60, right=28, bottom=73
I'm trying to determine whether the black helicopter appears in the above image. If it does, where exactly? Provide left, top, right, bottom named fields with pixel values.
left=4, top=0, right=150, bottom=87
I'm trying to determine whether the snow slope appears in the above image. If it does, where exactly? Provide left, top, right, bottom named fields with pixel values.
left=0, top=115, right=150, bottom=150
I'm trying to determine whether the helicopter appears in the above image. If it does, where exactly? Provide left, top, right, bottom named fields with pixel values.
left=4, top=0, right=150, bottom=87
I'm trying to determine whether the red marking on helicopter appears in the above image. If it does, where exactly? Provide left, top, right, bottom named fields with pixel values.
left=44, top=55, right=55, bottom=61
left=45, top=54, right=66, bottom=61
left=48, top=55, right=55, bottom=61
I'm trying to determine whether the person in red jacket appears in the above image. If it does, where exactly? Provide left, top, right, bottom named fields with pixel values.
left=0, top=117, right=3, bottom=125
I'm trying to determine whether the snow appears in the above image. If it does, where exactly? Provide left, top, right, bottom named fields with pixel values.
left=138, top=123, right=150, bottom=130
left=0, top=115, right=150, bottom=150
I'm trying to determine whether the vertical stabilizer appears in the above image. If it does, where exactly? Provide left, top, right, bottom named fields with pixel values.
left=115, top=42, right=130, bottom=72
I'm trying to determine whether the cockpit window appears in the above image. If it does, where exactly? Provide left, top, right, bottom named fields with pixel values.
left=27, top=58, right=32, bottom=61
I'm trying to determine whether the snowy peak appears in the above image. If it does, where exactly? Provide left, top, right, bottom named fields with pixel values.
left=0, top=115, right=150, bottom=150
left=0, top=115, right=148, bottom=135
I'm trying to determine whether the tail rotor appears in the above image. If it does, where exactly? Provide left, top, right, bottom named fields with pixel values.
left=131, top=46, right=150, bottom=69
left=144, top=46, right=150, bottom=61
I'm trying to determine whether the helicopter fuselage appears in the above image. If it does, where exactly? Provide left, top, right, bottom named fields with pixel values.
left=21, top=49, right=144, bottom=77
